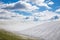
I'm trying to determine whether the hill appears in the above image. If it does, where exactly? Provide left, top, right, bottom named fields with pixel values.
left=20, top=20, right=60, bottom=40
left=0, top=29, right=39, bottom=40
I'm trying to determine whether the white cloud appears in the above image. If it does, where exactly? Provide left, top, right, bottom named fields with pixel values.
left=56, top=8, right=60, bottom=12
left=21, top=0, right=52, bottom=9
left=0, top=1, right=39, bottom=12
left=33, top=0, right=51, bottom=9
left=0, top=0, right=54, bottom=12
left=0, top=9, right=26, bottom=21
left=0, top=0, right=59, bottom=22
left=19, top=1, right=39, bottom=11
left=1, top=2, right=25, bottom=9
left=32, top=10, right=60, bottom=21
left=39, top=10, right=59, bottom=20
left=48, top=1, right=54, bottom=5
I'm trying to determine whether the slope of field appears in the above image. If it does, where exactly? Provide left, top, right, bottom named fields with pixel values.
left=0, top=29, right=39, bottom=40
left=19, top=20, right=60, bottom=40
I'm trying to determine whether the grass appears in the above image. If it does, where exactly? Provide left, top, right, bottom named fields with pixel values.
left=0, top=29, right=37, bottom=40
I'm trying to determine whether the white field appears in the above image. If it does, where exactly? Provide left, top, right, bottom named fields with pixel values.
left=0, top=20, right=60, bottom=40
left=19, top=20, right=60, bottom=40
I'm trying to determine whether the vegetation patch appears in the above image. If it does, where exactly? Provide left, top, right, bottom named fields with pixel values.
left=0, top=29, right=37, bottom=40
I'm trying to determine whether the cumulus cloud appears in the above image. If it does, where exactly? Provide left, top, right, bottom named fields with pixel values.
left=20, top=0, right=53, bottom=9
left=48, top=1, right=54, bottom=5
left=32, top=0, right=51, bottom=9
left=32, top=10, right=60, bottom=21
left=0, top=9, right=59, bottom=22
left=0, top=0, right=55, bottom=13
left=2, top=2, right=25, bottom=10
left=19, top=1, right=39, bottom=11
left=0, top=0, right=59, bottom=22
left=0, top=9, right=26, bottom=21
left=56, top=8, right=60, bottom=12
left=17, top=10, right=60, bottom=22
left=1, top=1, right=39, bottom=12
left=1, top=0, right=54, bottom=11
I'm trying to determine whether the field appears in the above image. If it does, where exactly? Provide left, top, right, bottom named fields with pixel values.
left=0, top=29, right=37, bottom=40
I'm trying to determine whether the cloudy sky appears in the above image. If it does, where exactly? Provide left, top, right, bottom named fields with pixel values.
left=0, top=0, right=60, bottom=22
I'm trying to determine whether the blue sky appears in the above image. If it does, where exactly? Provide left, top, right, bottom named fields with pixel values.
left=0, top=0, right=60, bottom=21
left=49, top=0, right=60, bottom=11
left=0, top=0, right=19, bottom=3
left=0, top=0, right=60, bottom=32
left=0, top=0, right=60, bottom=10
left=0, top=0, right=60, bottom=11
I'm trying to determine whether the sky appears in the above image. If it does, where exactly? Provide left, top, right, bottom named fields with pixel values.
left=0, top=0, right=60, bottom=31
left=0, top=0, right=60, bottom=22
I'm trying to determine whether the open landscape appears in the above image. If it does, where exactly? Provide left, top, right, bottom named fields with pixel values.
left=0, top=29, right=40, bottom=40
left=19, top=20, right=60, bottom=40
left=0, top=0, right=60, bottom=40
left=0, top=20, right=60, bottom=40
